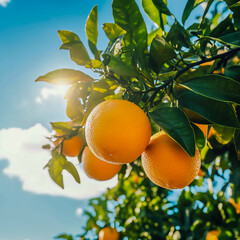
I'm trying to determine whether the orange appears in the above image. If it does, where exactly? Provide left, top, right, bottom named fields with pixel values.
left=99, top=227, right=119, bottom=240
left=206, top=230, right=220, bottom=240
left=141, top=131, right=201, bottom=189
left=132, top=174, right=140, bottom=184
left=196, top=124, right=213, bottom=137
left=85, top=99, right=151, bottom=164
left=82, top=146, right=122, bottom=181
left=198, top=169, right=205, bottom=177
left=228, top=198, right=240, bottom=214
left=62, top=135, right=84, bottom=157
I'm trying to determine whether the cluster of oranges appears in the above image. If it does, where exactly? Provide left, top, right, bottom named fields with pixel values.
left=58, top=99, right=202, bottom=189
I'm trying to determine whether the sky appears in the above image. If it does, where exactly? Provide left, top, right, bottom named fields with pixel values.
left=0, top=0, right=202, bottom=239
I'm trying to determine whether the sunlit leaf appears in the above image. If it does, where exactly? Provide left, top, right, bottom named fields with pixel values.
left=64, top=161, right=80, bottom=183
left=213, top=124, right=235, bottom=145
left=35, top=69, right=93, bottom=85
left=150, top=107, right=196, bottom=157
left=234, top=129, right=240, bottom=159
left=102, top=23, right=127, bottom=41
left=148, top=28, right=163, bottom=45
left=51, top=122, right=73, bottom=134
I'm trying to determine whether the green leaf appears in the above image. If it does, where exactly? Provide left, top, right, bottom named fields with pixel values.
left=148, top=28, right=163, bottom=45
left=191, top=123, right=205, bottom=150
left=55, top=234, right=74, bottom=240
left=85, top=59, right=103, bottom=69
left=112, top=0, right=148, bottom=66
left=174, top=86, right=240, bottom=128
left=166, top=20, right=192, bottom=49
left=58, top=30, right=91, bottom=65
left=180, top=75, right=240, bottom=104
left=86, top=5, right=100, bottom=60
left=234, top=129, right=240, bottom=159
left=182, top=0, right=205, bottom=25
left=51, top=122, right=73, bottom=134
left=220, top=31, right=240, bottom=46
left=224, top=65, right=240, bottom=82
left=213, top=124, right=235, bottom=145
left=152, top=0, right=172, bottom=16
left=64, top=162, right=80, bottom=183
left=229, top=1, right=240, bottom=8
left=149, top=107, right=196, bottom=157
left=66, top=99, right=84, bottom=122
left=102, top=23, right=127, bottom=41
left=142, top=0, right=161, bottom=26
left=35, top=69, right=94, bottom=85
left=150, top=35, right=176, bottom=73
left=108, top=56, right=138, bottom=77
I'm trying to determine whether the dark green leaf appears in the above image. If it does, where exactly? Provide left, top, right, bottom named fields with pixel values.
left=112, top=0, right=148, bottom=66
left=213, top=124, right=235, bottom=145
left=220, top=32, right=240, bottom=46
left=51, top=122, right=73, bottom=134
left=102, top=23, right=126, bottom=41
left=35, top=69, right=94, bottom=85
left=86, top=5, right=100, bottom=60
left=66, top=99, right=84, bottom=122
left=182, top=0, right=205, bottom=25
left=64, top=162, right=80, bottom=183
left=234, top=129, right=240, bottom=159
left=152, top=0, right=172, bottom=16
left=191, top=123, right=205, bottom=150
left=149, top=107, right=196, bottom=157
left=180, top=75, right=240, bottom=104
left=150, top=35, right=176, bottom=73
left=174, top=86, right=240, bottom=128
left=225, top=65, right=240, bottom=82
left=201, top=0, right=214, bottom=23
left=166, top=20, right=192, bottom=49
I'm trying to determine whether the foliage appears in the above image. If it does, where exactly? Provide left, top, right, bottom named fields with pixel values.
left=36, top=0, right=240, bottom=239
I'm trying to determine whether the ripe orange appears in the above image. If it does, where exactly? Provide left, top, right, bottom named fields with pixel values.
left=62, top=135, right=84, bottom=157
left=85, top=99, right=151, bottom=164
left=198, top=169, right=205, bottom=177
left=141, top=131, right=201, bottom=189
left=206, top=230, right=220, bottom=240
left=82, top=146, right=122, bottom=181
left=99, top=227, right=119, bottom=240
left=228, top=198, right=240, bottom=214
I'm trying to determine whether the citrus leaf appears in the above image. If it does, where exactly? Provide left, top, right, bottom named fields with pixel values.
left=51, top=122, right=73, bottom=134
left=150, top=35, right=176, bottom=73
left=224, top=65, right=240, bottom=82
left=64, top=162, right=80, bottom=183
left=174, top=86, right=240, bottom=128
left=142, top=0, right=161, bottom=26
left=112, top=0, right=148, bottom=66
left=191, top=123, right=205, bottom=150
left=66, top=99, right=84, bottom=121
left=55, top=234, right=74, bottom=240
left=152, top=0, right=172, bottom=16
left=35, top=69, right=93, bottom=85
left=234, top=129, right=240, bottom=160
left=213, top=124, right=235, bottom=145
left=149, top=107, right=196, bottom=157
left=180, top=75, right=240, bottom=104
left=58, top=30, right=80, bottom=43
left=220, top=32, right=240, bottom=46
left=182, top=0, right=205, bottom=25
left=102, top=23, right=127, bottom=41
left=86, top=5, right=100, bottom=60
left=148, top=28, right=163, bottom=45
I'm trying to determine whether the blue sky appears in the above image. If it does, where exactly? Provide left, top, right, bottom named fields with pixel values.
left=0, top=0, right=201, bottom=239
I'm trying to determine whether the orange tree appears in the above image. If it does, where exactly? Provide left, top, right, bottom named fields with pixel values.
left=36, top=0, right=240, bottom=239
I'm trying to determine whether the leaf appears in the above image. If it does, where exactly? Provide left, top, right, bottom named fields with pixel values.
left=234, top=129, right=240, bottom=159
left=112, top=0, right=148, bottom=66
left=48, top=160, right=64, bottom=189
left=85, top=59, right=103, bottom=69
left=152, top=0, right=172, bottom=16
left=86, top=5, right=100, bottom=60
left=35, top=69, right=94, bottom=85
left=213, top=124, right=235, bottom=145
left=224, top=65, right=240, bottom=82
left=64, top=161, right=80, bottom=183
left=220, top=31, right=240, bottom=46
left=66, top=99, right=84, bottom=121
left=148, top=28, right=163, bottom=45
left=58, top=30, right=91, bottom=65
left=180, top=75, right=240, bottom=104
left=166, top=20, right=192, bottom=49
left=182, top=0, right=205, bottom=25
left=142, top=0, right=161, bottom=26
left=51, top=122, right=73, bottom=134
left=191, top=123, right=205, bottom=150
left=149, top=107, right=196, bottom=157
left=174, top=85, right=240, bottom=128
left=102, top=23, right=127, bottom=41
left=55, top=234, right=74, bottom=240
left=150, top=35, right=176, bottom=73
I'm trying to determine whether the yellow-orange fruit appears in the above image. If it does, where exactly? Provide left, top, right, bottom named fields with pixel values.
left=99, top=227, right=119, bottom=240
left=198, top=169, right=205, bottom=177
left=82, top=146, right=121, bottom=181
left=85, top=99, right=151, bottom=164
left=206, top=230, right=220, bottom=240
left=132, top=174, right=140, bottom=184
left=141, top=132, right=201, bottom=189
left=196, top=124, right=214, bottom=137
left=228, top=198, right=240, bottom=214
left=62, top=135, right=84, bottom=157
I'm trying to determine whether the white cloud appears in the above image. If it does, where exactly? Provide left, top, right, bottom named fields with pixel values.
left=0, top=0, right=10, bottom=7
left=35, top=86, right=69, bottom=104
left=0, top=124, right=118, bottom=199
left=76, top=207, right=83, bottom=217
